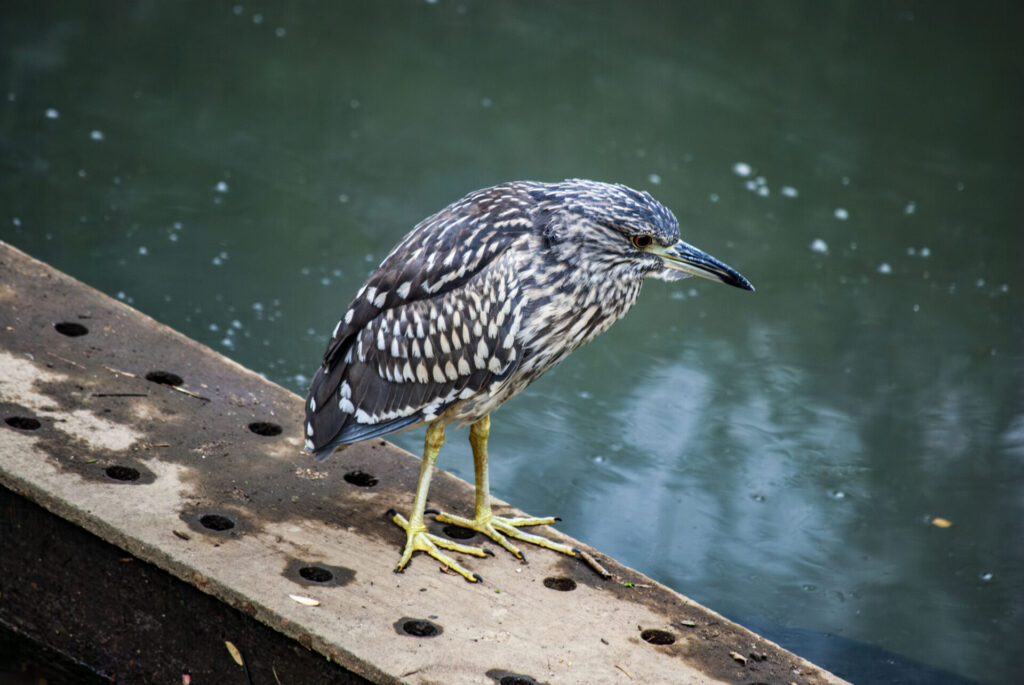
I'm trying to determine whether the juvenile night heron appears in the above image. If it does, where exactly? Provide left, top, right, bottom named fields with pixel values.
left=305, top=179, right=753, bottom=581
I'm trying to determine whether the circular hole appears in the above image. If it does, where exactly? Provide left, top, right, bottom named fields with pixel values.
left=499, top=676, right=539, bottom=685
left=640, top=628, right=676, bottom=645
left=104, top=465, right=140, bottom=482
left=441, top=524, right=476, bottom=540
left=54, top=322, right=88, bottom=337
left=402, top=619, right=440, bottom=637
left=298, top=566, right=334, bottom=583
left=199, top=514, right=235, bottom=531
left=542, top=576, right=577, bottom=592
left=5, top=416, right=42, bottom=430
left=343, top=470, right=378, bottom=487
left=145, top=370, right=184, bottom=386
left=248, top=421, right=282, bottom=436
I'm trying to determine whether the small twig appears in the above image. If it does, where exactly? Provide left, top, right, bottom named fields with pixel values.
left=104, top=365, right=138, bottom=378
left=48, top=352, right=85, bottom=368
left=168, top=384, right=211, bottom=402
left=615, top=663, right=634, bottom=679
left=575, top=547, right=612, bottom=579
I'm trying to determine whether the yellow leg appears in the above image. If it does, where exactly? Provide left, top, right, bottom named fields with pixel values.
left=390, top=422, right=487, bottom=582
left=436, top=414, right=576, bottom=561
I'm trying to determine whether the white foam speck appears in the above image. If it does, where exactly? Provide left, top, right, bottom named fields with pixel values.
left=834, top=208, right=849, bottom=220
left=904, top=201, right=916, bottom=215
left=919, top=246, right=931, bottom=257
left=275, top=27, right=287, bottom=38
left=215, top=181, right=229, bottom=193
left=810, top=238, right=828, bottom=254
left=45, top=108, right=59, bottom=119
left=912, top=304, right=920, bottom=312
left=481, top=97, right=493, bottom=108
left=338, top=193, right=349, bottom=203
left=732, top=162, right=752, bottom=177
left=252, top=13, right=263, bottom=24
left=756, top=186, right=769, bottom=197
left=745, top=180, right=757, bottom=191
left=709, top=193, right=719, bottom=203
left=781, top=186, right=798, bottom=198
left=877, top=263, right=892, bottom=274
left=12, top=217, right=21, bottom=227
left=90, top=130, right=105, bottom=141
left=648, top=173, right=661, bottom=185
left=841, top=176, right=850, bottom=186
left=138, top=246, right=148, bottom=255
left=233, top=5, right=244, bottom=15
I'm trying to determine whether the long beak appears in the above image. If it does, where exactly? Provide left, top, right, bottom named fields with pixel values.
left=656, top=239, right=754, bottom=291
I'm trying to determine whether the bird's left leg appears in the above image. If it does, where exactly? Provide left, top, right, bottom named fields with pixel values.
left=435, top=414, right=576, bottom=561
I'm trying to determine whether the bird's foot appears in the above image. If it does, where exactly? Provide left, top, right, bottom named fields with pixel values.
left=434, top=510, right=576, bottom=561
left=390, top=510, right=487, bottom=582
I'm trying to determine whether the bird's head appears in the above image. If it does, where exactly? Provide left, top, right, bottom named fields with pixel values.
left=535, top=179, right=754, bottom=291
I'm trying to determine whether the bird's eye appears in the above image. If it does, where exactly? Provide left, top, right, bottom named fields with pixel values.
left=631, top=234, right=654, bottom=249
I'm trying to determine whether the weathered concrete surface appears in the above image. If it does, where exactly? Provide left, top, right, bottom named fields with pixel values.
left=0, top=240, right=849, bottom=684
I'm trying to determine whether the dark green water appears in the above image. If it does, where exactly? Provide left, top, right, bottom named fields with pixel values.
left=2, top=2, right=1021, bottom=683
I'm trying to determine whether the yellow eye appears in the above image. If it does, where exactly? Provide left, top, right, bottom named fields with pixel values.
left=631, top=234, right=653, bottom=249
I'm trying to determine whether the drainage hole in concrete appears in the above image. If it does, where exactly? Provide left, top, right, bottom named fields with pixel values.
left=199, top=514, right=235, bottom=531
left=441, top=524, right=476, bottom=540
left=542, top=576, right=577, bottom=592
left=500, top=676, right=540, bottom=685
left=640, top=628, right=676, bottom=645
left=145, top=370, right=184, bottom=386
left=298, top=566, right=334, bottom=583
left=343, top=470, right=378, bottom=487
left=248, top=421, right=283, bottom=436
left=105, top=465, right=141, bottom=482
left=54, top=321, right=89, bottom=337
left=5, top=416, right=42, bottom=430
left=401, top=618, right=441, bottom=637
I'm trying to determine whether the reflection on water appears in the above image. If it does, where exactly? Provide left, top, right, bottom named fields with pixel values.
left=2, top=2, right=1022, bottom=683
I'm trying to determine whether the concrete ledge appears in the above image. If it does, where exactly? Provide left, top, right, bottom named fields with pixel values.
left=0, top=241, right=848, bottom=684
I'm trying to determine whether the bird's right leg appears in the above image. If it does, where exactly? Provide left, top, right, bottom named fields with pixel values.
left=390, top=421, right=487, bottom=582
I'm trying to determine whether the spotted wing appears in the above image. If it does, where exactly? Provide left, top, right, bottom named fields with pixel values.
left=304, top=184, right=536, bottom=458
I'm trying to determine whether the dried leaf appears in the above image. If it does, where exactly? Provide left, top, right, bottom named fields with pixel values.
left=288, top=593, right=321, bottom=606
left=931, top=517, right=953, bottom=528
left=729, top=650, right=747, bottom=665
left=225, top=640, right=244, bottom=667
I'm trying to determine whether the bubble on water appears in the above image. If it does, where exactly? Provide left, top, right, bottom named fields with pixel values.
left=976, top=278, right=985, bottom=288
left=877, top=263, right=892, bottom=274
left=979, top=572, right=993, bottom=582
left=231, top=319, right=243, bottom=329
left=252, top=13, right=263, bottom=24
left=169, top=233, right=179, bottom=242
left=252, top=301, right=264, bottom=312
left=907, top=247, right=916, bottom=256
left=919, top=246, right=931, bottom=257
left=275, top=27, right=286, bottom=38
left=78, top=169, right=87, bottom=178
left=810, top=238, right=829, bottom=254
left=841, top=176, right=850, bottom=186
left=90, top=130, right=105, bottom=141
left=221, top=337, right=235, bottom=349
left=481, top=97, right=493, bottom=108
left=138, top=246, right=148, bottom=255
left=233, top=4, right=244, bottom=15
left=834, top=207, right=849, bottom=220
left=338, top=193, right=349, bottom=203
left=754, top=176, right=766, bottom=186
left=956, top=181, right=965, bottom=191
left=648, top=173, right=661, bottom=185
left=780, top=186, right=798, bottom=198
left=912, top=304, right=920, bottom=312
left=756, top=185, right=769, bottom=197
left=904, top=201, right=916, bottom=215
left=45, top=108, right=60, bottom=119
left=592, top=455, right=605, bottom=464
left=829, top=490, right=846, bottom=500
left=578, top=390, right=592, bottom=400
left=209, top=323, right=220, bottom=332
left=1000, top=283, right=1009, bottom=293
left=709, top=193, right=719, bottom=203
left=732, top=162, right=752, bottom=177
left=350, top=99, right=360, bottom=109
left=12, top=217, right=21, bottom=227
left=215, top=181, right=229, bottom=193
left=744, top=180, right=757, bottom=191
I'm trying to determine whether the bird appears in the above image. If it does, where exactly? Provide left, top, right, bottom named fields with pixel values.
left=304, top=179, right=753, bottom=582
